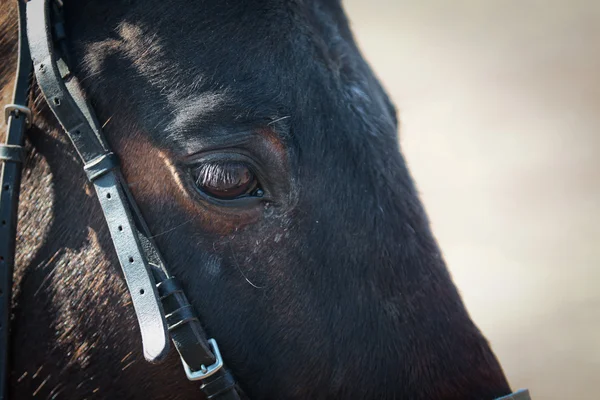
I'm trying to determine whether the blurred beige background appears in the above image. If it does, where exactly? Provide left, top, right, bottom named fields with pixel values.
left=344, top=1, right=600, bottom=399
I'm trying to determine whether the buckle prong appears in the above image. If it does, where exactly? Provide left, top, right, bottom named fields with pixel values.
left=180, top=338, right=224, bottom=381
left=4, top=104, right=32, bottom=128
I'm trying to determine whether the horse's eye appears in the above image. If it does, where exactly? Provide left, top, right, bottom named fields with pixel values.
left=192, top=161, right=262, bottom=200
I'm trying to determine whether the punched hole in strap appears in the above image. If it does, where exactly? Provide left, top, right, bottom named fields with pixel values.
left=84, top=152, right=119, bottom=182
left=0, top=144, right=26, bottom=164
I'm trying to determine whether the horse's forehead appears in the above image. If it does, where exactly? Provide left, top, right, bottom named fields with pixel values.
left=82, top=0, right=355, bottom=84
left=80, top=1, right=393, bottom=157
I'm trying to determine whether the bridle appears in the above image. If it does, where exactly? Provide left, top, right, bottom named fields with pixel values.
left=0, top=1, right=532, bottom=399
left=1, top=0, right=240, bottom=398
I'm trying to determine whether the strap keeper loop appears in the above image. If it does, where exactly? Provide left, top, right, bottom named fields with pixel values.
left=165, top=305, right=199, bottom=331
left=201, top=370, right=237, bottom=399
left=0, top=144, right=26, bottom=164
left=157, top=277, right=184, bottom=300
left=84, top=152, right=119, bottom=181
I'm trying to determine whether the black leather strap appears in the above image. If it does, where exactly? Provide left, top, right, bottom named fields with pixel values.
left=201, top=371, right=238, bottom=399
left=158, top=278, right=220, bottom=368
left=0, top=1, right=32, bottom=399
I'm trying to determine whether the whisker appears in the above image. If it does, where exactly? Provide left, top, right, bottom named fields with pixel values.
left=78, top=69, right=105, bottom=84
left=267, top=115, right=291, bottom=126
left=229, top=244, right=265, bottom=289
left=101, top=114, right=114, bottom=128
left=149, top=215, right=198, bottom=238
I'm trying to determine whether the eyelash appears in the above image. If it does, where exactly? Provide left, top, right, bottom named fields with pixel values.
left=190, top=161, right=264, bottom=201
left=194, top=162, right=249, bottom=188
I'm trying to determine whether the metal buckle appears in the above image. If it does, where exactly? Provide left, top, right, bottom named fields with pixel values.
left=180, top=338, right=224, bottom=381
left=4, top=104, right=32, bottom=128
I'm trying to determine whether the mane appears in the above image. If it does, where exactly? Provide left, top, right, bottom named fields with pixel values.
left=1, top=0, right=46, bottom=136
left=0, top=1, right=17, bottom=98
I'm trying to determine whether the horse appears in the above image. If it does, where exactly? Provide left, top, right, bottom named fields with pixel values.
left=0, top=0, right=515, bottom=398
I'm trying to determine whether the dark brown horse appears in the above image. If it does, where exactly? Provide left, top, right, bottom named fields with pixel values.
left=1, top=0, right=513, bottom=398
